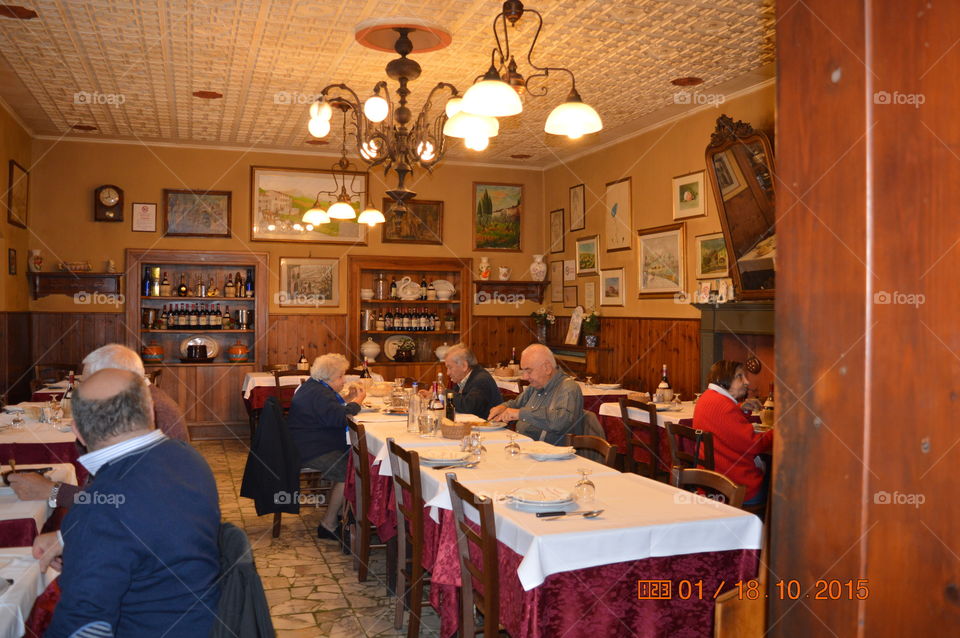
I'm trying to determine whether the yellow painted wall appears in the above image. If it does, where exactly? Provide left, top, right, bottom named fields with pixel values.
left=0, top=104, right=33, bottom=312
left=26, top=140, right=544, bottom=314
left=543, top=83, right=775, bottom=318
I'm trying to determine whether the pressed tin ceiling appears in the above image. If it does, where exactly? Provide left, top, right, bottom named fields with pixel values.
left=0, top=0, right=775, bottom=167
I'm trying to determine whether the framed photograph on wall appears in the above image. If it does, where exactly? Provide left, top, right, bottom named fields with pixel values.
left=672, top=170, right=706, bottom=220
left=473, top=182, right=522, bottom=251
left=575, top=235, right=599, bottom=276
left=550, top=260, right=564, bottom=303
left=563, top=285, right=578, bottom=309
left=163, top=189, right=231, bottom=237
left=583, top=280, right=597, bottom=310
left=569, top=183, right=586, bottom=231
left=604, top=177, right=632, bottom=251
left=7, top=160, right=28, bottom=229
left=381, top=198, right=442, bottom=244
left=637, top=223, right=685, bottom=297
left=131, top=202, right=157, bottom=232
left=251, top=166, right=367, bottom=244
left=600, top=268, right=625, bottom=306
left=549, top=208, right=564, bottom=253
left=278, top=257, right=339, bottom=307
left=563, top=259, right=576, bottom=282
left=695, top=232, right=729, bottom=278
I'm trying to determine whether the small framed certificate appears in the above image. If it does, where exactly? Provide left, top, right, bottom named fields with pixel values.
left=132, top=202, right=157, bottom=232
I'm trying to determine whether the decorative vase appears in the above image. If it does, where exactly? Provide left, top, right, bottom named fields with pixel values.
left=434, top=342, right=451, bottom=361
left=498, top=266, right=511, bottom=280
left=478, top=257, right=491, bottom=280
left=360, top=337, right=381, bottom=363
left=536, top=323, right=547, bottom=344
left=141, top=341, right=163, bottom=363
left=227, top=340, right=249, bottom=363
left=29, top=250, right=42, bottom=273
left=530, top=254, right=547, bottom=281
left=584, top=334, right=599, bottom=348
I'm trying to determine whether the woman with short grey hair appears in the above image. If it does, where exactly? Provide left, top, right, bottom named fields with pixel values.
left=310, top=353, right=349, bottom=383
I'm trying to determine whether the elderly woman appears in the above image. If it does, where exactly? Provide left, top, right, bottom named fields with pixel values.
left=286, top=353, right=366, bottom=540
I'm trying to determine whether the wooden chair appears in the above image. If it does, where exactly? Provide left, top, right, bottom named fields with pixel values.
left=445, top=472, right=503, bottom=638
left=272, top=370, right=306, bottom=414
left=670, top=467, right=746, bottom=509
left=618, top=397, right=669, bottom=481
left=387, top=439, right=429, bottom=638
left=146, top=368, right=162, bottom=389
left=666, top=421, right=715, bottom=471
left=30, top=364, right=74, bottom=394
left=263, top=363, right=291, bottom=372
left=565, top=434, right=618, bottom=468
left=347, top=420, right=386, bottom=582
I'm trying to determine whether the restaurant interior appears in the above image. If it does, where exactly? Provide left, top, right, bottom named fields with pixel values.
left=0, top=0, right=948, bottom=636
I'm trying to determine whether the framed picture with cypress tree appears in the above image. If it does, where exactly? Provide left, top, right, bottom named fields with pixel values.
left=473, top=182, right=522, bottom=251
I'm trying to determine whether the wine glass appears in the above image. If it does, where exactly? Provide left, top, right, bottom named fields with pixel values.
left=693, top=392, right=702, bottom=404
left=10, top=413, right=24, bottom=430
left=672, top=392, right=683, bottom=409
left=584, top=376, right=594, bottom=386
left=504, top=433, right=521, bottom=459
left=574, top=468, right=596, bottom=503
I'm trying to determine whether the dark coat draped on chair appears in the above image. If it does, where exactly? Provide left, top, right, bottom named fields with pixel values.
left=240, top=396, right=301, bottom=516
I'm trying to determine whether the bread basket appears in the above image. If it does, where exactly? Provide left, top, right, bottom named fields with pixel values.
left=440, top=418, right=472, bottom=440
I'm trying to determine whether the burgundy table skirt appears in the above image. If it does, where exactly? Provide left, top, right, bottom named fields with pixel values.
left=243, top=386, right=297, bottom=413
left=0, top=442, right=88, bottom=486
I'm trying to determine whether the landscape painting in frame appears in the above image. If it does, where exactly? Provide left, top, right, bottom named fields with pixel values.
left=278, top=257, right=339, bottom=307
left=638, top=223, right=685, bottom=297
left=576, top=235, right=599, bottom=276
left=381, top=198, right=442, bottom=245
left=696, top=232, right=728, bottom=278
left=163, top=189, right=231, bottom=237
left=473, top=182, right=522, bottom=251
left=251, top=166, right=366, bottom=244
left=600, top=268, right=624, bottom=306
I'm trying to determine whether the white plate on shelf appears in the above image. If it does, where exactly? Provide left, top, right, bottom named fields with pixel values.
left=178, top=335, right=220, bottom=358
left=383, top=335, right=415, bottom=361
left=432, top=279, right=456, bottom=295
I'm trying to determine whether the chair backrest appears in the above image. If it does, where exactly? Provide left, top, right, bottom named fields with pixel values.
left=666, top=421, right=715, bottom=471
left=264, top=364, right=291, bottom=372
left=565, top=433, right=617, bottom=468
left=387, top=438, right=424, bottom=544
left=445, top=472, right=500, bottom=638
left=31, top=364, right=74, bottom=393
left=272, top=370, right=306, bottom=411
left=147, top=368, right=162, bottom=389
left=347, top=420, right=371, bottom=522
left=670, top=467, right=746, bottom=509
left=618, top=397, right=664, bottom=479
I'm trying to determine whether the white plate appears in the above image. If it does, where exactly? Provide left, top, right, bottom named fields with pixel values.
left=508, top=499, right=577, bottom=513
left=179, top=335, right=220, bottom=358
left=508, top=486, right=574, bottom=505
left=432, top=279, right=456, bottom=295
left=417, top=448, right=471, bottom=463
left=383, top=335, right=415, bottom=361
left=594, top=383, right=622, bottom=390
left=471, top=423, right=506, bottom=432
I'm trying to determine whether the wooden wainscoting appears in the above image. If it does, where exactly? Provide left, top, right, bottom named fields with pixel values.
left=30, top=311, right=125, bottom=368
left=266, top=314, right=349, bottom=367
left=0, top=312, right=33, bottom=403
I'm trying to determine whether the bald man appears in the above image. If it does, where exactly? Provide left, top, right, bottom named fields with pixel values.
left=489, top=344, right=586, bottom=444
left=37, top=369, right=220, bottom=638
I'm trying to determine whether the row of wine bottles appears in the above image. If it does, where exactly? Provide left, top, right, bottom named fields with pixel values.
left=142, top=267, right=254, bottom=298
left=148, top=304, right=240, bottom=330
left=371, top=307, right=456, bottom=332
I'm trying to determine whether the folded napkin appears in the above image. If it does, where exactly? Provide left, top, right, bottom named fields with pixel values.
left=417, top=447, right=470, bottom=462
left=522, top=441, right=575, bottom=455
left=510, top=486, right=573, bottom=504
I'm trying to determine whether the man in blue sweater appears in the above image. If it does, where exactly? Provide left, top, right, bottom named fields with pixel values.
left=36, top=368, right=221, bottom=637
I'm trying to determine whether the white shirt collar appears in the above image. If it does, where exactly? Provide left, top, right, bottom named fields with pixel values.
left=707, top=382, right=738, bottom=405
left=458, top=368, right=472, bottom=390
left=79, top=430, right=167, bottom=475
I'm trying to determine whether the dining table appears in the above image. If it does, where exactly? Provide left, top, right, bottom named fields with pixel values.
left=346, top=402, right=762, bottom=638
left=0, top=408, right=85, bottom=486
left=493, top=377, right=636, bottom=414
left=0, top=464, right=76, bottom=548
left=241, top=371, right=384, bottom=412
left=0, top=547, right=58, bottom=638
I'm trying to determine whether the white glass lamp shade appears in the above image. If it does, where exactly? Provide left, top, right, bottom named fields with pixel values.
left=464, top=135, right=489, bottom=151
left=308, top=117, right=331, bottom=138
left=309, top=100, right=333, bottom=121
left=358, top=206, right=386, bottom=226
left=302, top=206, right=330, bottom=225
left=417, top=140, right=436, bottom=161
left=327, top=200, right=357, bottom=220
left=544, top=97, right=603, bottom=139
left=360, top=139, right=381, bottom=160
left=462, top=79, right=523, bottom=117
left=445, top=97, right=463, bottom=118
left=363, top=95, right=389, bottom=123
left=442, top=111, right=499, bottom=139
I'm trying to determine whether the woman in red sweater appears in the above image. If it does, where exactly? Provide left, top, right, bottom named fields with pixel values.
left=693, top=360, right=773, bottom=505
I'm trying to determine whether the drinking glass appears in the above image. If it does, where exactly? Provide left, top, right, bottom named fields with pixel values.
left=10, top=413, right=24, bottom=430
left=504, top=433, right=521, bottom=459
left=419, top=413, right=439, bottom=438
left=47, top=398, right=63, bottom=428
left=694, top=392, right=702, bottom=404
left=584, top=376, right=594, bottom=386
left=672, top=392, right=683, bottom=408
left=574, top=468, right=596, bottom=503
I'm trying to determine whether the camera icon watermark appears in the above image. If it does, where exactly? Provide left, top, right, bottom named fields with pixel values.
left=273, top=91, right=322, bottom=106
left=873, top=290, right=924, bottom=307
left=673, top=491, right=728, bottom=505
left=74, top=91, right=126, bottom=107
left=873, top=90, right=925, bottom=108
left=274, top=292, right=328, bottom=307
left=673, top=91, right=725, bottom=107
left=274, top=490, right=327, bottom=506
left=873, top=490, right=924, bottom=508
left=74, top=291, right=125, bottom=308
left=474, top=291, right=526, bottom=307
left=673, top=290, right=693, bottom=304
left=74, top=490, right=126, bottom=508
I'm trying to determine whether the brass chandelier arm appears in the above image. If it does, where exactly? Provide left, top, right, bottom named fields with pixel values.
left=491, top=5, right=579, bottom=99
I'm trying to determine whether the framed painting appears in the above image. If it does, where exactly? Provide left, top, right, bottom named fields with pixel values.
left=381, top=198, right=442, bottom=244
left=278, top=257, right=339, bottom=307
left=569, top=183, right=585, bottom=231
left=7, top=160, right=28, bottom=229
left=583, top=280, right=596, bottom=310
left=131, top=202, right=157, bottom=232
left=712, top=150, right=748, bottom=201
left=163, top=189, right=231, bottom=237
left=604, top=177, right=632, bottom=251
left=473, top=182, right=522, bottom=251
left=563, top=285, right=578, bottom=309
left=672, top=171, right=706, bottom=220
left=550, top=260, right=564, bottom=302
left=251, top=166, right=367, bottom=244
left=637, top=223, right=685, bottom=298
left=600, top=268, right=625, bottom=306
left=563, top=259, right=576, bottom=282
left=576, top=235, right=599, bottom=276
left=696, top=232, right=729, bottom=278
left=549, top=208, right=564, bottom=253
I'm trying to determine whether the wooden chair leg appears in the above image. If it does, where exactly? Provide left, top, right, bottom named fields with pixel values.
left=272, top=511, right=281, bottom=538
left=357, top=519, right=371, bottom=582
left=406, top=561, right=424, bottom=638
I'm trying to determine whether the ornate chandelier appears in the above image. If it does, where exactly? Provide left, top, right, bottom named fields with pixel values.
left=306, top=2, right=602, bottom=213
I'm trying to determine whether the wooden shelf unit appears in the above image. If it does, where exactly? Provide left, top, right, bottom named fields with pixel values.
left=29, top=272, right=123, bottom=300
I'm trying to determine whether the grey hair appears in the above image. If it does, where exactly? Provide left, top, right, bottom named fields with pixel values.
left=445, top=343, right=477, bottom=367
left=82, top=344, right=145, bottom=377
left=73, top=372, right=154, bottom=448
left=310, top=353, right=349, bottom=382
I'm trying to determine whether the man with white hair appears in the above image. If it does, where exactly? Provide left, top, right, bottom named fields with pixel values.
left=442, top=344, right=501, bottom=419
left=489, top=343, right=585, bottom=444
left=286, top=353, right=365, bottom=540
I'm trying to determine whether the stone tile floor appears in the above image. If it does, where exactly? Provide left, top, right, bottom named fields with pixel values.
left=198, top=439, right=443, bottom=638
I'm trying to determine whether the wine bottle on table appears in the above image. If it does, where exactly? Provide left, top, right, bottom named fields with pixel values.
left=445, top=390, right=456, bottom=420
left=360, top=359, right=372, bottom=379
left=297, top=347, right=309, bottom=371
left=657, top=364, right=673, bottom=402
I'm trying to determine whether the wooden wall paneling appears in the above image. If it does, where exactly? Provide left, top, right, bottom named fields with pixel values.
left=191, top=364, right=253, bottom=439
left=147, top=364, right=196, bottom=423
left=30, top=312, right=124, bottom=369
left=0, top=312, right=32, bottom=402
left=266, top=314, right=348, bottom=368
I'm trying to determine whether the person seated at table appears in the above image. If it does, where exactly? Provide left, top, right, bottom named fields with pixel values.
left=488, top=344, right=585, bottom=444
left=33, top=368, right=220, bottom=637
left=693, top=360, right=774, bottom=506
left=287, top=353, right=366, bottom=541
left=10, top=343, right=188, bottom=508
left=442, top=344, right=502, bottom=419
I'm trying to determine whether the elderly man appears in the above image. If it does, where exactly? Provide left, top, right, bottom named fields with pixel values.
left=287, top=353, right=365, bottom=540
left=442, top=344, right=501, bottom=419
left=35, top=369, right=220, bottom=637
left=489, top=343, right=585, bottom=444
left=10, top=343, right=188, bottom=507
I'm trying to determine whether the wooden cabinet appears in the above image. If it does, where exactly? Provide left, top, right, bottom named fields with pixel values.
left=348, top=256, right=472, bottom=385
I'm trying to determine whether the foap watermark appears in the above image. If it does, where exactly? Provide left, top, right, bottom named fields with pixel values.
left=273, top=91, right=322, bottom=106
left=274, top=491, right=327, bottom=506
left=873, top=90, right=925, bottom=109
left=673, top=491, right=730, bottom=506
left=74, top=90, right=126, bottom=107
left=674, top=91, right=725, bottom=107
left=74, top=490, right=126, bottom=508
left=274, top=292, right=329, bottom=307
left=874, top=490, right=924, bottom=508
left=474, top=290, right=527, bottom=307
left=74, top=291, right=125, bottom=307
left=873, top=290, right=925, bottom=307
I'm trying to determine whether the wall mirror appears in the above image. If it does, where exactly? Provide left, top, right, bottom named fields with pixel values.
left=705, top=114, right=776, bottom=299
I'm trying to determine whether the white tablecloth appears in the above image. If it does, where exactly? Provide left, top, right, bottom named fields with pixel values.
left=0, top=464, right=77, bottom=533
left=0, top=547, right=58, bottom=638
left=598, top=401, right=696, bottom=427
left=0, top=412, right=76, bottom=445
left=495, top=378, right=633, bottom=397
left=241, top=371, right=384, bottom=398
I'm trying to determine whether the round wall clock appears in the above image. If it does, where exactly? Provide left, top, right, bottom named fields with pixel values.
left=94, top=184, right=124, bottom=221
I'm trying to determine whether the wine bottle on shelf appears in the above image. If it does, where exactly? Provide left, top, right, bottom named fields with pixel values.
left=432, top=308, right=439, bottom=331
left=384, top=309, right=393, bottom=330
left=390, top=276, right=398, bottom=300
left=222, top=305, right=231, bottom=329
left=445, top=390, right=456, bottom=420
left=166, top=305, right=175, bottom=329
left=198, top=304, right=209, bottom=328
left=420, top=307, right=428, bottom=331
left=427, top=279, right=436, bottom=300
left=245, top=268, right=255, bottom=298
left=359, top=359, right=372, bottom=379
left=159, top=272, right=171, bottom=297
left=420, top=274, right=427, bottom=300
left=235, top=272, right=244, bottom=297
left=224, top=274, right=235, bottom=298
left=142, top=267, right=152, bottom=297
left=297, top=347, right=309, bottom=371
left=150, top=269, right=160, bottom=297
left=198, top=275, right=207, bottom=298
left=445, top=310, right=455, bottom=331
left=401, top=308, right=410, bottom=331
left=177, top=274, right=189, bottom=297
left=159, top=305, right=168, bottom=329
left=189, top=304, right=199, bottom=327
left=376, top=311, right=385, bottom=331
